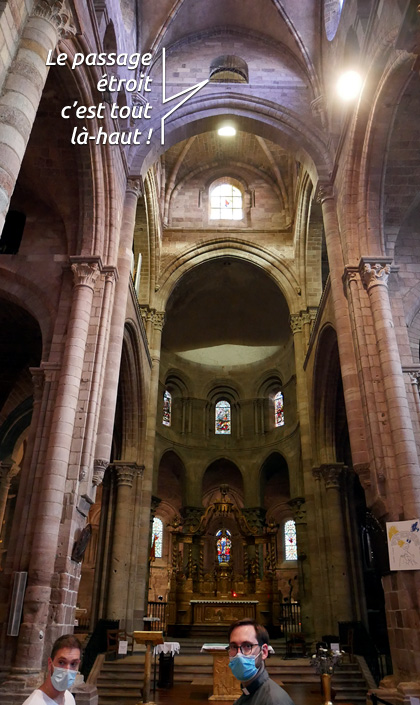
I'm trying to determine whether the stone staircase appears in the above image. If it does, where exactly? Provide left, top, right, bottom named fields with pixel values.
left=95, top=638, right=370, bottom=705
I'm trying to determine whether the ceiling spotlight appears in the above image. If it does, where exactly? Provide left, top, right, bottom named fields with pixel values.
left=218, top=125, right=236, bottom=137
left=336, top=70, right=362, bottom=101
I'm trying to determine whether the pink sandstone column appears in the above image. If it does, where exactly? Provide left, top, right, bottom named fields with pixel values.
left=106, top=463, right=142, bottom=623
left=134, top=311, right=165, bottom=624
left=289, top=312, right=315, bottom=638
left=361, top=259, right=420, bottom=518
left=15, top=259, right=100, bottom=671
left=0, top=0, right=74, bottom=231
left=94, top=179, right=143, bottom=483
left=320, top=463, right=353, bottom=621
left=319, top=187, right=368, bottom=473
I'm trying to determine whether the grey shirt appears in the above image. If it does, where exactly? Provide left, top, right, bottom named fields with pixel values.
left=233, top=668, right=295, bottom=705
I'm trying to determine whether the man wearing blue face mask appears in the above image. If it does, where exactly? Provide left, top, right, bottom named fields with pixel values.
left=22, top=634, right=81, bottom=704
left=227, top=619, right=295, bottom=705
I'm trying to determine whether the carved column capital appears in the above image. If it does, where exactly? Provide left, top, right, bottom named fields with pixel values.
left=92, top=458, right=109, bottom=486
left=127, top=178, right=144, bottom=198
left=315, top=180, right=334, bottom=204
left=360, top=258, right=392, bottom=290
left=319, top=463, right=346, bottom=489
left=342, top=264, right=359, bottom=288
left=102, top=266, right=119, bottom=284
left=289, top=313, right=303, bottom=334
left=153, top=311, right=166, bottom=331
left=113, top=462, right=143, bottom=488
left=33, top=0, right=76, bottom=38
left=70, top=258, right=101, bottom=289
left=288, top=496, right=307, bottom=523
left=353, top=462, right=372, bottom=488
left=312, top=466, right=322, bottom=481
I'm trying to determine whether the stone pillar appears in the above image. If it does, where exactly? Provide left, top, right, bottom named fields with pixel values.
left=319, top=463, right=353, bottom=623
left=318, top=186, right=368, bottom=471
left=134, top=311, right=165, bottom=623
left=288, top=497, right=314, bottom=639
left=107, top=462, right=142, bottom=623
left=0, top=0, right=74, bottom=231
left=94, top=179, right=143, bottom=471
left=14, top=259, right=100, bottom=672
left=360, top=259, right=420, bottom=518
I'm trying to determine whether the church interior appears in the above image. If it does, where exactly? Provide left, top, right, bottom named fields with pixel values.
left=0, top=0, right=420, bottom=703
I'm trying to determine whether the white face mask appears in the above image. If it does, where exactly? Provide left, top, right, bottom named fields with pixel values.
left=50, top=666, right=78, bottom=691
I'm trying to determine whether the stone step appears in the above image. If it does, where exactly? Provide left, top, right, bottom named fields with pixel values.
left=96, top=646, right=371, bottom=705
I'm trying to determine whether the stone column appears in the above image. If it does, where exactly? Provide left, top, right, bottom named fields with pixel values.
left=15, top=259, right=100, bottom=671
left=360, top=259, right=420, bottom=518
left=318, top=186, right=368, bottom=470
left=135, top=311, right=165, bottom=623
left=0, top=0, right=74, bottom=231
left=94, top=178, right=143, bottom=472
left=107, top=462, right=142, bottom=623
left=288, top=497, right=314, bottom=639
left=320, top=463, right=353, bottom=623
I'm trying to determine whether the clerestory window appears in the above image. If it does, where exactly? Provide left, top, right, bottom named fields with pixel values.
left=215, top=400, right=231, bottom=434
left=210, top=182, right=243, bottom=221
left=284, top=519, right=297, bottom=561
left=151, top=517, right=163, bottom=559
left=274, top=391, right=285, bottom=427
left=162, top=390, right=171, bottom=426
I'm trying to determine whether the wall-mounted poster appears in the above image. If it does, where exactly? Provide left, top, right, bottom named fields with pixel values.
left=386, top=520, right=420, bottom=571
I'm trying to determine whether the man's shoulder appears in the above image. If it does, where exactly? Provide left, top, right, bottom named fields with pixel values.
left=264, top=676, right=295, bottom=704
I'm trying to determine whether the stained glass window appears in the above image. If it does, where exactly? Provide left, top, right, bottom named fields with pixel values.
left=162, top=390, right=171, bottom=426
left=151, top=517, right=163, bottom=559
left=215, top=400, right=231, bottom=434
left=284, top=519, right=297, bottom=561
left=274, top=391, right=285, bottom=427
left=210, top=183, right=242, bottom=220
left=216, top=529, right=232, bottom=563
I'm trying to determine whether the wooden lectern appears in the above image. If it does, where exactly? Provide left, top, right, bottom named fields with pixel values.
left=201, top=644, right=242, bottom=701
left=133, top=630, right=164, bottom=704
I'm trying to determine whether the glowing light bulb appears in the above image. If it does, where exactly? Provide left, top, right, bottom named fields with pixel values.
left=336, top=70, right=362, bottom=101
left=218, top=125, right=236, bottom=136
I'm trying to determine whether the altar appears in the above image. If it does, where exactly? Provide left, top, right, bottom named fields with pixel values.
left=190, top=599, right=258, bottom=625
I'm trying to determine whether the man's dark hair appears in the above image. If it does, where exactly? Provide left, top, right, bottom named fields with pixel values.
left=228, top=618, right=270, bottom=646
left=51, top=634, right=82, bottom=660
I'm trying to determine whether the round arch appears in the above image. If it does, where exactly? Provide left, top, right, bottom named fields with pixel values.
left=312, top=324, right=341, bottom=465
left=155, top=239, right=301, bottom=313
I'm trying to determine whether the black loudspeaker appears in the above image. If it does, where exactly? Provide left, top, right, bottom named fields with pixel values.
left=7, top=571, right=27, bottom=636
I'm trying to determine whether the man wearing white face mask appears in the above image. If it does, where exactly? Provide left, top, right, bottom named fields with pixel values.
left=227, top=619, right=295, bottom=705
left=22, top=634, right=81, bottom=705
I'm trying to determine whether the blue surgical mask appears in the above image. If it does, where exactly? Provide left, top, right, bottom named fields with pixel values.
left=51, top=667, right=78, bottom=691
left=228, top=653, right=259, bottom=682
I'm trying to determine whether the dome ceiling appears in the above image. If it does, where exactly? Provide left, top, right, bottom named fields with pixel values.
left=162, top=258, right=291, bottom=366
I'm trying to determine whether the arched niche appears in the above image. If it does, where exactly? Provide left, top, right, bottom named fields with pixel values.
left=157, top=450, right=186, bottom=512
left=202, top=458, right=244, bottom=507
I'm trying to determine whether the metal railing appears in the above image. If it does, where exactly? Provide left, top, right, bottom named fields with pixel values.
left=147, top=601, right=167, bottom=632
left=279, top=601, right=301, bottom=636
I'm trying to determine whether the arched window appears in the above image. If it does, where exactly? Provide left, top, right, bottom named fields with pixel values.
left=151, top=517, right=163, bottom=559
left=284, top=519, right=297, bottom=561
left=210, top=182, right=242, bottom=220
left=216, top=529, right=232, bottom=563
left=215, top=400, right=231, bottom=434
left=274, top=391, right=285, bottom=427
left=162, top=390, right=171, bottom=426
